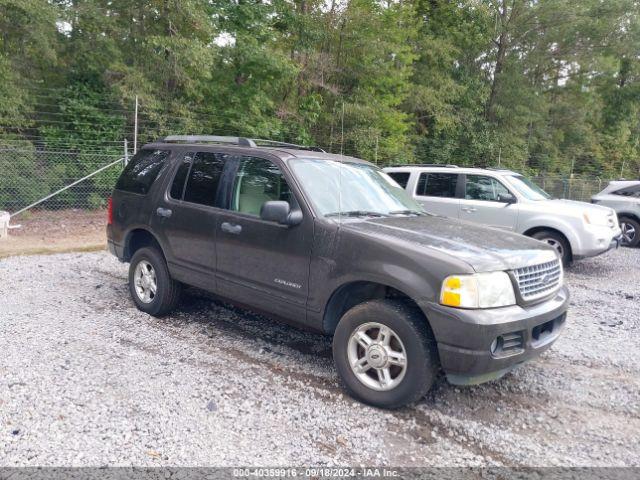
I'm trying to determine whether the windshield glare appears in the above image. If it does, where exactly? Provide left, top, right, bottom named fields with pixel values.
left=289, top=158, right=424, bottom=216
left=505, top=175, right=551, bottom=201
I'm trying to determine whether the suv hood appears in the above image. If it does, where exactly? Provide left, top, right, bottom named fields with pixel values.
left=542, top=198, right=613, bottom=215
left=343, top=215, right=557, bottom=272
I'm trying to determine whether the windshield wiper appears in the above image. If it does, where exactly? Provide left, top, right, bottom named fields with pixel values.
left=388, top=209, right=424, bottom=216
left=325, top=210, right=390, bottom=218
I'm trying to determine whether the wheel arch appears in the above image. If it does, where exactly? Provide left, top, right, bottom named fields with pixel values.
left=617, top=211, right=640, bottom=223
left=123, top=228, right=165, bottom=262
left=322, top=280, right=435, bottom=338
left=523, top=226, right=573, bottom=259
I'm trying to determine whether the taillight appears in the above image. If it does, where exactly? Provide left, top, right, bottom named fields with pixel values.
left=107, top=197, right=114, bottom=225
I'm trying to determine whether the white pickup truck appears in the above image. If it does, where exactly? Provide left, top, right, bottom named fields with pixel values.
left=384, top=165, right=622, bottom=265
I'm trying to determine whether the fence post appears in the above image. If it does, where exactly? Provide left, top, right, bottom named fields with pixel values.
left=0, top=211, right=9, bottom=239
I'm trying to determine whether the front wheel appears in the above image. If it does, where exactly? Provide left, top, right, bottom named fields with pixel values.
left=332, top=299, right=439, bottom=409
left=129, top=247, right=182, bottom=317
left=619, top=217, right=640, bottom=247
left=530, top=230, right=571, bottom=266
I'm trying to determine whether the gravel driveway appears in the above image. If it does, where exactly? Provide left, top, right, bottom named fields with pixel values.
left=1, top=247, right=638, bottom=467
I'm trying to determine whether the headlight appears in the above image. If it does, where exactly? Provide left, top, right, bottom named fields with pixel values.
left=583, top=211, right=609, bottom=227
left=440, top=272, right=516, bottom=309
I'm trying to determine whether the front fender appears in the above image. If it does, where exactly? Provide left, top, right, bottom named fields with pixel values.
left=518, top=215, right=582, bottom=252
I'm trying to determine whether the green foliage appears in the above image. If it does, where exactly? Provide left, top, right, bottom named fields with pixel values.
left=0, top=0, right=639, bottom=187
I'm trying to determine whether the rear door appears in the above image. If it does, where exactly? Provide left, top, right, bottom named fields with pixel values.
left=459, top=174, right=519, bottom=230
left=215, top=155, right=314, bottom=322
left=414, top=172, right=461, bottom=218
left=151, top=150, right=228, bottom=290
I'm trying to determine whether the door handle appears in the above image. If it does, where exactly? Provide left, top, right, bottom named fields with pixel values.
left=156, top=207, right=173, bottom=218
left=461, top=207, right=477, bottom=213
left=221, top=222, right=242, bottom=235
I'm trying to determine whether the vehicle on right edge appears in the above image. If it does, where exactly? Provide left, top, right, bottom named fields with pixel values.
left=591, top=180, right=640, bottom=247
left=384, top=165, right=622, bottom=266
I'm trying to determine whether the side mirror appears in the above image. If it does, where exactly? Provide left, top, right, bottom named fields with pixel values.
left=498, top=193, right=517, bottom=204
left=260, top=201, right=303, bottom=226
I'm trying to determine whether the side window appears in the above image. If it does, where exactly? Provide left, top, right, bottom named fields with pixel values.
left=465, top=175, right=510, bottom=202
left=231, top=156, right=292, bottom=216
left=182, top=152, right=225, bottom=207
left=416, top=173, right=458, bottom=198
left=169, top=153, right=193, bottom=200
left=613, top=185, right=640, bottom=197
left=116, top=149, right=169, bottom=194
left=387, top=171, right=410, bottom=189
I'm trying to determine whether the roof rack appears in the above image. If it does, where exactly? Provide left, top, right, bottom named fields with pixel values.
left=161, top=135, right=325, bottom=152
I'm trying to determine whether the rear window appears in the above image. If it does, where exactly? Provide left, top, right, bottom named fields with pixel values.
left=116, top=149, right=170, bottom=195
left=416, top=173, right=458, bottom=198
left=387, top=171, right=411, bottom=189
left=613, top=185, right=640, bottom=197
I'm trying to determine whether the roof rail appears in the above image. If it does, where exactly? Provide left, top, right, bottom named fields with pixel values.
left=160, top=135, right=326, bottom=152
left=251, top=139, right=326, bottom=152
left=392, top=163, right=460, bottom=168
left=484, top=167, right=517, bottom=173
left=162, top=135, right=257, bottom=147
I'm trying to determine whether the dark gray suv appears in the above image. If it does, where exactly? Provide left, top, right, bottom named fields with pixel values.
left=107, top=136, right=569, bottom=408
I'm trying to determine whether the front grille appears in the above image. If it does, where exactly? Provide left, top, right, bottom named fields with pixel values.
left=513, top=259, right=562, bottom=301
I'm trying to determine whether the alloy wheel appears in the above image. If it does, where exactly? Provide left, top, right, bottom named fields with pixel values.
left=621, top=221, right=637, bottom=246
left=542, top=237, right=564, bottom=258
left=347, top=322, right=407, bottom=391
left=133, top=260, right=157, bottom=304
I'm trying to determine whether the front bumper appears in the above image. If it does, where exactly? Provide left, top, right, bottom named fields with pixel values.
left=424, top=286, right=569, bottom=385
left=574, top=225, right=622, bottom=259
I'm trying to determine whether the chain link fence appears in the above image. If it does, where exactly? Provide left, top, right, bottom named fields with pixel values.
left=531, top=175, right=606, bottom=203
left=0, top=146, right=619, bottom=220
left=0, top=148, right=124, bottom=217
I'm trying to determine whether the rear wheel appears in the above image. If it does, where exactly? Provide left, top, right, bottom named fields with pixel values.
left=619, top=216, right=640, bottom=247
left=129, top=247, right=182, bottom=316
left=332, top=299, right=439, bottom=409
left=530, top=230, right=571, bottom=266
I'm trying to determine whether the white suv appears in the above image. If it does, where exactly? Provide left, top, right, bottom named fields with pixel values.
left=384, top=165, right=622, bottom=265
left=591, top=180, right=640, bottom=247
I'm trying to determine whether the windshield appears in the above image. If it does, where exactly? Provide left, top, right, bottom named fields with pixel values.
left=289, top=158, right=424, bottom=217
left=505, top=175, right=551, bottom=201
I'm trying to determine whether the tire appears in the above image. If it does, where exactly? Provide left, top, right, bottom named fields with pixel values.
left=129, top=247, right=182, bottom=317
left=619, top=216, right=640, bottom=248
left=530, top=230, right=571, bottom=266
left=332, top=299, right=439, bottom=409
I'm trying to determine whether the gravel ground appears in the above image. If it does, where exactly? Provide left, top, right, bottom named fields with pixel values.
left=0, top=247, right=638, bottom=467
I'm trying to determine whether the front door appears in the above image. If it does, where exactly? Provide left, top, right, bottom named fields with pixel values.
left=459, top=174, right=519, bottom=230
left=215, top=155, right=313, bottom=323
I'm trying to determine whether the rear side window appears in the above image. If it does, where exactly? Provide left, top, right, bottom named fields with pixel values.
left=613, top=185, right=640, bottom=197
left=116, top=149, right=169, bottom=194
left=387, top=171, right=411, bottom=189
left=181, top=152, right=226, bottom=207
left=416, top=173, right=458, bottom=198
left=170, top=154, right=193, bottom=199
